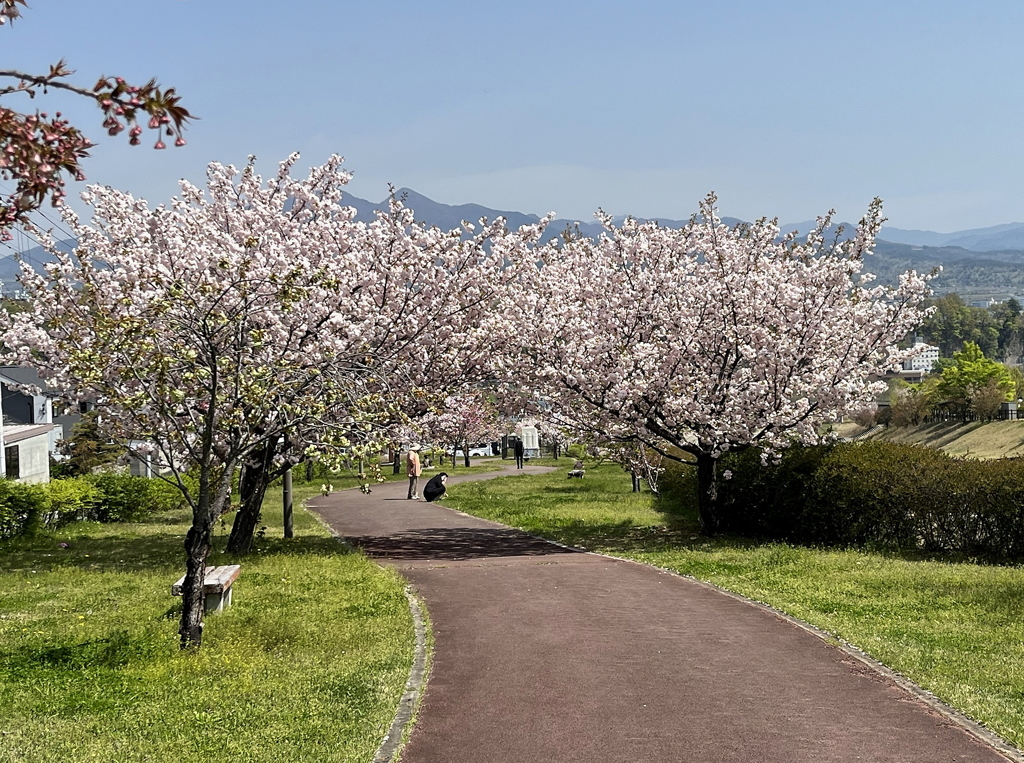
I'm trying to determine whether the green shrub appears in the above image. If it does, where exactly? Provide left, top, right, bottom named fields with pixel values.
left=0, top=480, right=48, bottom=539
left=43, top=477, right=101, bottom=528
left=656, top=458, right=699, bottom=523
left=0, top=473, right=185, bottom=538
left=661, top=441, right=1024, bottom=561
left=85, top=473, right=183, bottom=522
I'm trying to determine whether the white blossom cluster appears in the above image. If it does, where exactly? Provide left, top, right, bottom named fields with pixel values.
left=494, top=194, right=930, bottom=526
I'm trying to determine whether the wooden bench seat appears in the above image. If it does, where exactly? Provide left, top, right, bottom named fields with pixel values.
left=171, top=564, right=241, bottom=613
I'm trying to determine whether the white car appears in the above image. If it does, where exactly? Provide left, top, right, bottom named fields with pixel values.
left=451, top=444, right=493, bottom=457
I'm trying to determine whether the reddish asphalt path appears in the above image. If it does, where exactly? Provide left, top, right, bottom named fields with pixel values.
left=310, top=462, right=1016, bottom=763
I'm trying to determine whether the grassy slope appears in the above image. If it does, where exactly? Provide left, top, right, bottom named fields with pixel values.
left=832, top=419, right=1024, bottom=459
left=0, top=484, right=413, bottom=763
left=444, top=463, right=1024, bottom=749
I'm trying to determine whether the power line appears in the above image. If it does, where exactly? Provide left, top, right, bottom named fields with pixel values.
left=0, top=179, right=78, bottom=246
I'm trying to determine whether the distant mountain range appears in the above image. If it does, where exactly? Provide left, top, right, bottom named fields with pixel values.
left=343, top=188, right=747, bottom=244
left=8, top=189, right=1024, bottom=298
left=351, top=190, right=1024, bottom=253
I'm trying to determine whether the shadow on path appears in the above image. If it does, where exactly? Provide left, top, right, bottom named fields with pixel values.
left=312, top=461, right=1021, bottom=763
left=349, top=526, right=580, bottom=561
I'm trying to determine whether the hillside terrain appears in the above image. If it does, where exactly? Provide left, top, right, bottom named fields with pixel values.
left=7, top=191, right=1024, bottom=298
left=834, top=420, right=1024, bottom=459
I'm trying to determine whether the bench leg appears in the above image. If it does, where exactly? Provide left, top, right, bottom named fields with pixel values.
left=204, top=587, right=232, bottom=613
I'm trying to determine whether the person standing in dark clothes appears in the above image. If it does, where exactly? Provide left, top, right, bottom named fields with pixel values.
left=423, top=472, right=448, bottom=502
left=513, top=437, right=524, bottom=469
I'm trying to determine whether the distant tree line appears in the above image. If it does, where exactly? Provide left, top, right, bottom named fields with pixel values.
left=918, top=293, right=1024, bottom=362
left=877, top=341, right=1024, bottom=426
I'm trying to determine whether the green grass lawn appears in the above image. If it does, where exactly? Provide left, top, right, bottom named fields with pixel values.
left=0, top=486, right=414, bottom=763
left=443, top=461, right=1024, bottom=749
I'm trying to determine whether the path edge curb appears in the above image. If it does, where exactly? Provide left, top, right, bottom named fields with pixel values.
left=373, top=587, right=429, bottom=763
left=307, top=504, right=432, bottom=763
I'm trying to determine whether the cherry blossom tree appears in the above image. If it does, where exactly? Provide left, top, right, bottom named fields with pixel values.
left=323, top=198, right=550, bottom=475
left=223, top=190, right=547, bottom=539
left=609, top=438, right=665, bottom=494
left=0, top=0, right=192, bottom=234
left=1, top=151, right=549, bottom=646
left=228, top=186, right=546, bottom=552
left=502, top=195, right=931, bottom=533
left=1, top=154, right=390, bottom=648
left=423, top=391, right=501, bottom=467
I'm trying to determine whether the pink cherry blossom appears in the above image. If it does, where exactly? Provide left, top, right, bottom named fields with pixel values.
left=496, top=194, right=931, bottom=533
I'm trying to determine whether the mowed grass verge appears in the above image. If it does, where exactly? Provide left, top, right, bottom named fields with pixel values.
left=0, top=483, right=413, bottom=763
left=443, top=461, right=1024, bottom=749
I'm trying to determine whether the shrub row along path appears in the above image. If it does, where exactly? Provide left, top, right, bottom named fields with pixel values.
left=310, top=461, right=1016, bottom=763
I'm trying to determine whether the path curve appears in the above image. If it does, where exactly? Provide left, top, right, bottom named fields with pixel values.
left=309, top=461, right=1018, bottom=763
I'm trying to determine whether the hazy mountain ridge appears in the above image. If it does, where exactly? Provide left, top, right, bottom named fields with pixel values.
left=880, top=222, right=1024, bottom=252
left=7, top=190, right=1024, bottom=297
left=346, top=189, right=744, bottom=244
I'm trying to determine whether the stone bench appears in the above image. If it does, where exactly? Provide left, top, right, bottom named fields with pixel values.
left=171, top=564, right=241, bottom=613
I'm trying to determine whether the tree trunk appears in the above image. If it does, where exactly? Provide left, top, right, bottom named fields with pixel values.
left=180, top=466, right=233, bottom=649
left=226, top=441, right=276, bottom=554
left=393, top=444, right=401, bottom=475
left=631, top=472, right=641, bottom=492
left=502, top=434, right=508, bottom=459
left=463, top=441, right=470, bottom=468
left=695, top=451, right=721, bottom=535
left=179, top=519, right=212, bottom=648
left=305, top=459, right=314, bottom=482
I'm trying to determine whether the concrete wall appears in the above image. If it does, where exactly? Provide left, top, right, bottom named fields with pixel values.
left=16, top=436, right=50, bottom=483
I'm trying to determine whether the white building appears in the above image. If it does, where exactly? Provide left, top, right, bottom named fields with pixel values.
left=519, top=425, right=540, bottom=458
left=3, top=424, right=55, bottom=483
left=903, top=340, right=940, bottom=373
left=0, top=366, right=73, bottom=483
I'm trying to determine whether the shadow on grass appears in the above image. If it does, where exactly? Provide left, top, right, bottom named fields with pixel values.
left=252, top=534, right=357, bottom=558
left=526, top=521, right=713, bottom=555
left=5, top=629, right=160, bottom=677
left=0, top=532, right=185, bottom=574
left=0, top=529, right=356, bottom=575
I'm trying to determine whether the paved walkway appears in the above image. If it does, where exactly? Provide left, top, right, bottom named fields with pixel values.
left=310, top=462, right=1017, bottom=763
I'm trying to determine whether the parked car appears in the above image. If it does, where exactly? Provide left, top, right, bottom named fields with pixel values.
left=450, top=443, right=494, bottom=457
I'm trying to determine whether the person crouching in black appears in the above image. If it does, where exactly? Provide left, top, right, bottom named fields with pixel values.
left=423, top=472, right=448, bottom=502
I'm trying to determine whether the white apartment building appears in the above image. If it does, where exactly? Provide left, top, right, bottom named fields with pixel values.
left=903, top=340, right=941, bottom=373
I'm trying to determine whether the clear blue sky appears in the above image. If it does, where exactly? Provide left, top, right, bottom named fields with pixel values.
left=6, top=0, right=1024, bottom=231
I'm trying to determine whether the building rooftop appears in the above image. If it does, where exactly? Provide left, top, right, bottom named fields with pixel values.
left=3, top=423, right=58, bottom=444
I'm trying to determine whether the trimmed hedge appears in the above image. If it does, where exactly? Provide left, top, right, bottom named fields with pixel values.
left=660, top=442, right=1024, bottom=561
left=0, top=474, right=185, bottom=539
left=0, top=481, right=48, bottom=540
left=83, top=473, right=182, bottom=523
left=43, top=478, right=101, bottom=527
